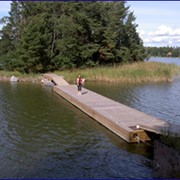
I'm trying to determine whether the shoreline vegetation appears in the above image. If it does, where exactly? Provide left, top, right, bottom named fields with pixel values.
left=0, top=62, right=180, bottom=84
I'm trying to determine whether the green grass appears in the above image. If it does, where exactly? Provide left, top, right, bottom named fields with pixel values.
left=0, top=70, right=41, bottom=82
left=0, top=70, right=37, bottom=77
left=54, top=62, right=180, bottom=84
left=1, top=62, right=180, bottom=83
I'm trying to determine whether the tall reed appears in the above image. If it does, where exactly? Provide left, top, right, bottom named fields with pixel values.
left=55, top=62, right=180, bottom=84
left=0, top=62, right=179, bottom=83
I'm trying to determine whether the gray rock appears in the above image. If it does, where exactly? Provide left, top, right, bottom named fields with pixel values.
left=10, top=76, right=19, bottom=82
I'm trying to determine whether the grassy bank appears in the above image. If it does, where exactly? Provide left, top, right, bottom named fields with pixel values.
left=0, top=62, right=180, bottom=83
left=55, top=62, right=180, bottom=84
left=0, top=71, right=41, bottom=82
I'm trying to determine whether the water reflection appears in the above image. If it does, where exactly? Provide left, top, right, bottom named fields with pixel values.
left=153, top=140, right=180, bottom=178
left=85, top=80, right=180, bottom=178
left=0, top=79, right=180, bottom=178
left=0, top=82, right=154, bottom=178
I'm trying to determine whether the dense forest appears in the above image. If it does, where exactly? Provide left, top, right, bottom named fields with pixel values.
left=0, top=1, right=147, bottom=73
left=146, top=46, right=180, bottom=58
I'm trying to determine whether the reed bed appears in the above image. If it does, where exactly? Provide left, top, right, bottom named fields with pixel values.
left=0, top=62, right=179, bottom=83
left=55, top=62, right=180, bottom=84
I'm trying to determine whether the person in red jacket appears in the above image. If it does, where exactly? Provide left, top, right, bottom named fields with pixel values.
left=76, top=74, right=84, bottom=95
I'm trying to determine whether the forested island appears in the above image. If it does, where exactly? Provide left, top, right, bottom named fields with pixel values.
left=0, top=1, right=147, bottom=73
left=0, top=1, right=179, bottom=83
left=146, top=46, right=180, bottom=57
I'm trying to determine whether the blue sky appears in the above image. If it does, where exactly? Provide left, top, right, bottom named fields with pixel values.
left=127, top=1, right=180, bottom=47
left=0, top=1, right=180, bottom=47
left=0, top=1, right=10, bottom=30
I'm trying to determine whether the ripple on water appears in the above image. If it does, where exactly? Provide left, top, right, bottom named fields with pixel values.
left=0, top=82, right=155, bottom=178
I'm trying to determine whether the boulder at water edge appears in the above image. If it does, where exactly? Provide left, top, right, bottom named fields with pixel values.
left=10, top=76, right=19, bottom=82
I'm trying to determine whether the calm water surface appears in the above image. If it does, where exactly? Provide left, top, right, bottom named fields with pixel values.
left=148, top=56, right=180, bottom=66
left=0, top=82, right=153, bottom=178
left=0, top=58, right=180, bottom=178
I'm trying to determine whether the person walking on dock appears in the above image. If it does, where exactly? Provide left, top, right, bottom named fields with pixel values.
left=76, top=74, right=84, bottom=95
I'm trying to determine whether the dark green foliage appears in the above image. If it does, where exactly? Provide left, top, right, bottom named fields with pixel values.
left=146, top=46, right=180, bottom=57
left=0, top=1, right=146, bottom=73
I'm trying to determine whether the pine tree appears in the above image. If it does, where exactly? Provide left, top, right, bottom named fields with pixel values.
left=0, top=1, right=147, bottom=73
left=0, top=1, right=22, bottom=70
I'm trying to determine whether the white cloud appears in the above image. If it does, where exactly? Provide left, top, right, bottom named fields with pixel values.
left=144, top=36, right=169, bottom=43
left=148, top=25, right=180, bottom=36
left=149, top=25, right=172, bottom=36
left=128, top=1, right=180, bottom=46
left=139, top=25, right=180, bottom=46
left=138, top=30, right=145, bottom=36
left=171, top=28, right=180, bottom=36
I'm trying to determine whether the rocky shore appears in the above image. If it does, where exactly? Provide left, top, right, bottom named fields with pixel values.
left=0, top=75, right=42, bottom=83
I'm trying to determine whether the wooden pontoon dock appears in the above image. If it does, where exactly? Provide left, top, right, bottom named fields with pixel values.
left=43, top=74, right=172, bottom=143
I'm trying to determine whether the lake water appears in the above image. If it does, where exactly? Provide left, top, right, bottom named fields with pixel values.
left=0, top=57, right=180, bottom=178
left=148, top=56, right=180, bottom=66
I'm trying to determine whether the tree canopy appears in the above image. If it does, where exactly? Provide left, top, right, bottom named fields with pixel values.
left=0, top=1, right=146, bottom=73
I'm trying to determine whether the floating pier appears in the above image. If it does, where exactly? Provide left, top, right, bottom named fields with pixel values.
left=43, top=74, right=171, bottom=143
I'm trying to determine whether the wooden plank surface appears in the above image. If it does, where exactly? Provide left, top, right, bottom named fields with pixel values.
left=43, top=74, right=174, bottom=143
left=53, top=85, right=168, bottom=142
left=43, top=74, right=69, bottom=86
